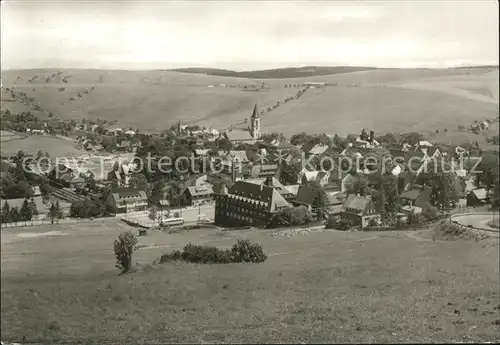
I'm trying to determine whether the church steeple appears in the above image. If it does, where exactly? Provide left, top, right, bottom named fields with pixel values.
left=251, top=104, right=259, bottom=119
left=250, top=104, right=261, bottom=139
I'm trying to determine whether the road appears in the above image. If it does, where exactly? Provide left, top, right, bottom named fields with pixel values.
left=451, top=213, right=499, bottom=233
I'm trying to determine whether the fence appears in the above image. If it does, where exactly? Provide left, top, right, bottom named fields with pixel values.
left=0, top=216, right=114, bottom=229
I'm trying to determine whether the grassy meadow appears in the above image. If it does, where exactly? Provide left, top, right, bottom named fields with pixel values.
left=1, top=220, right=499, bottom=343
left=2, top=67, right=498, bottom=141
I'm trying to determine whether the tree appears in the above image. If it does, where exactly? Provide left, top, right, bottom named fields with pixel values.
left=113, top=231, right=138, bottom=274
left=148, top=207, right=157, bottom=221
left=48, top=203, right=58, bottom=224
left=20, top=198, right=33, bottom=221
left=1, top=201, right=10, bottom=223
left=70, top=199, right=102, bottom=218
left=310, top=183, right=328, bottom=221
left=9, top=207, right=20, bottom=223
left=29, top=197, right=39, bottom=216
left=55, top=200, right=63, bottom=219
left=382, top=175, right=400, bottom=216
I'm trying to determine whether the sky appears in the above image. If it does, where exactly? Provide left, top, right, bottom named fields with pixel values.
left=1, top=0, right=499, bottom=70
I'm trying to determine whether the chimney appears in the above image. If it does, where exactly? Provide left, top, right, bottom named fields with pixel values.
left=264, top=175, right=273, bottom=186
left=369, top=130, right=374, bottom=143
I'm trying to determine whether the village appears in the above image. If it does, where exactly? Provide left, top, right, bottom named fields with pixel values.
left=1, top=101, right=499, bottom=234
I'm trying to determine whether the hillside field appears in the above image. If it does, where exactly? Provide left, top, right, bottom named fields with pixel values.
left=2, top=67, right=498, bottom=142
left=1, top=220, right=499, bottom=343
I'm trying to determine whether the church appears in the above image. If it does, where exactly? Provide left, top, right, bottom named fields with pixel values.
left=222, top=104, right=262, bottom=144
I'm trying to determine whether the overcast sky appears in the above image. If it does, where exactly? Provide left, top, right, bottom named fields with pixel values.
left=1, top=1, right=498, bottom=70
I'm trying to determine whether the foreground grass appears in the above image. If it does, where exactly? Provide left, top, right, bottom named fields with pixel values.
left=1, top=224, right=499, bottom=343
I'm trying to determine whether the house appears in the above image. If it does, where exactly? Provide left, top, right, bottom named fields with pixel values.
left=399, top=185, right=433, bottom=208
left=340, top=195, right=380, bottom=228
left=182, top=185, right=214, bottom=206
left=466, top=189, right=489, bottom=206
left=27, top=122, right=45, bottom=135
left=248, top=164, right=279, bottom=179
left=214, top=180, right=291, bottom=226
left=341, top=173, right=358, bottom=194
left=480, top=121, right=489, bottom=130
left=104, top=187, right=148, bottom=214
left=301, top=170, right=330, bottom=186
left=107, top=128, right=123, bottom=136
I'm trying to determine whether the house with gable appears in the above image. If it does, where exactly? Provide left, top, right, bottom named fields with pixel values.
left=104, top=187, right=148, bottom=214
left=467, top=188, right=489, bottom=206
left=340, top=195, right=380, bottom=228
left=182, top=185, right=214, bottom=207
left=399, top=184, right=433, bottom=208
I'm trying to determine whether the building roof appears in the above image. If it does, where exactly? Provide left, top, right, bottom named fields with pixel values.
left=186, top=185, right=214, bottom=197
left=308, top=144, right=329, bottom=155
left=110, top=187, right=147, bottom=201
left=227, top=180, right=290, bottom=212
left=469, top=188, right=488, bottom=200
left=285, top=184, right=300, bottom=196
left=277, top=140, right=295, bottom=150
left=225, top=129, right=254, bottom=142
left=293, top=185, right=319, bottom=206
left=343, top=195, right=372, bottom=213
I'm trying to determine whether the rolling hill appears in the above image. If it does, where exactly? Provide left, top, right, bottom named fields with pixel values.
left=168, top=66, right=378, bottom=79
left=1, top=67, right=498, bottom=145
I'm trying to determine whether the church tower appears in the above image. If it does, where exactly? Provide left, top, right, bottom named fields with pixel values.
left=250, top=104, right=261, bottom=139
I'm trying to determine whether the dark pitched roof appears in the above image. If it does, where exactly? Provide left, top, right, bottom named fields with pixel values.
left=343, top=195, right=372, bottom=212
left=228, top=181, right=290, bottom=212
left=251, top=104, right=259, bottom=119
left=294, top=185, right=319, bottom=206
left=344, top=194, right=371, bottom=213
left=110, top=187, right=147, bottom=201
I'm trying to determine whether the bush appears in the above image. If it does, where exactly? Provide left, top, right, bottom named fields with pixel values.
left=337, top=219, right=351, bottom=231
left=230, top=239, right=267, bottom=263
left=160, top=240, right=267, bottom=265
left=325, top=215, right=338, bottom=229
left=159, top=250, right=182, bottom=263
left=421, top=203, right=438, bottom=221
left=113, top=231, right=138, bottom=273
left=406, top=212, right=421, bottom=225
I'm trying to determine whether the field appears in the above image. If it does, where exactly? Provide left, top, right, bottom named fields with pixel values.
left=1, top=220, right=499, bottom=343
left=0, top=132, right=87, bottom=157
left=2, top=67, right=498, bottom=143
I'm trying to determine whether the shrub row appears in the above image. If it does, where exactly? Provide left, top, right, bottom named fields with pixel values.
left=159, top=239, right=267, bottom=264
